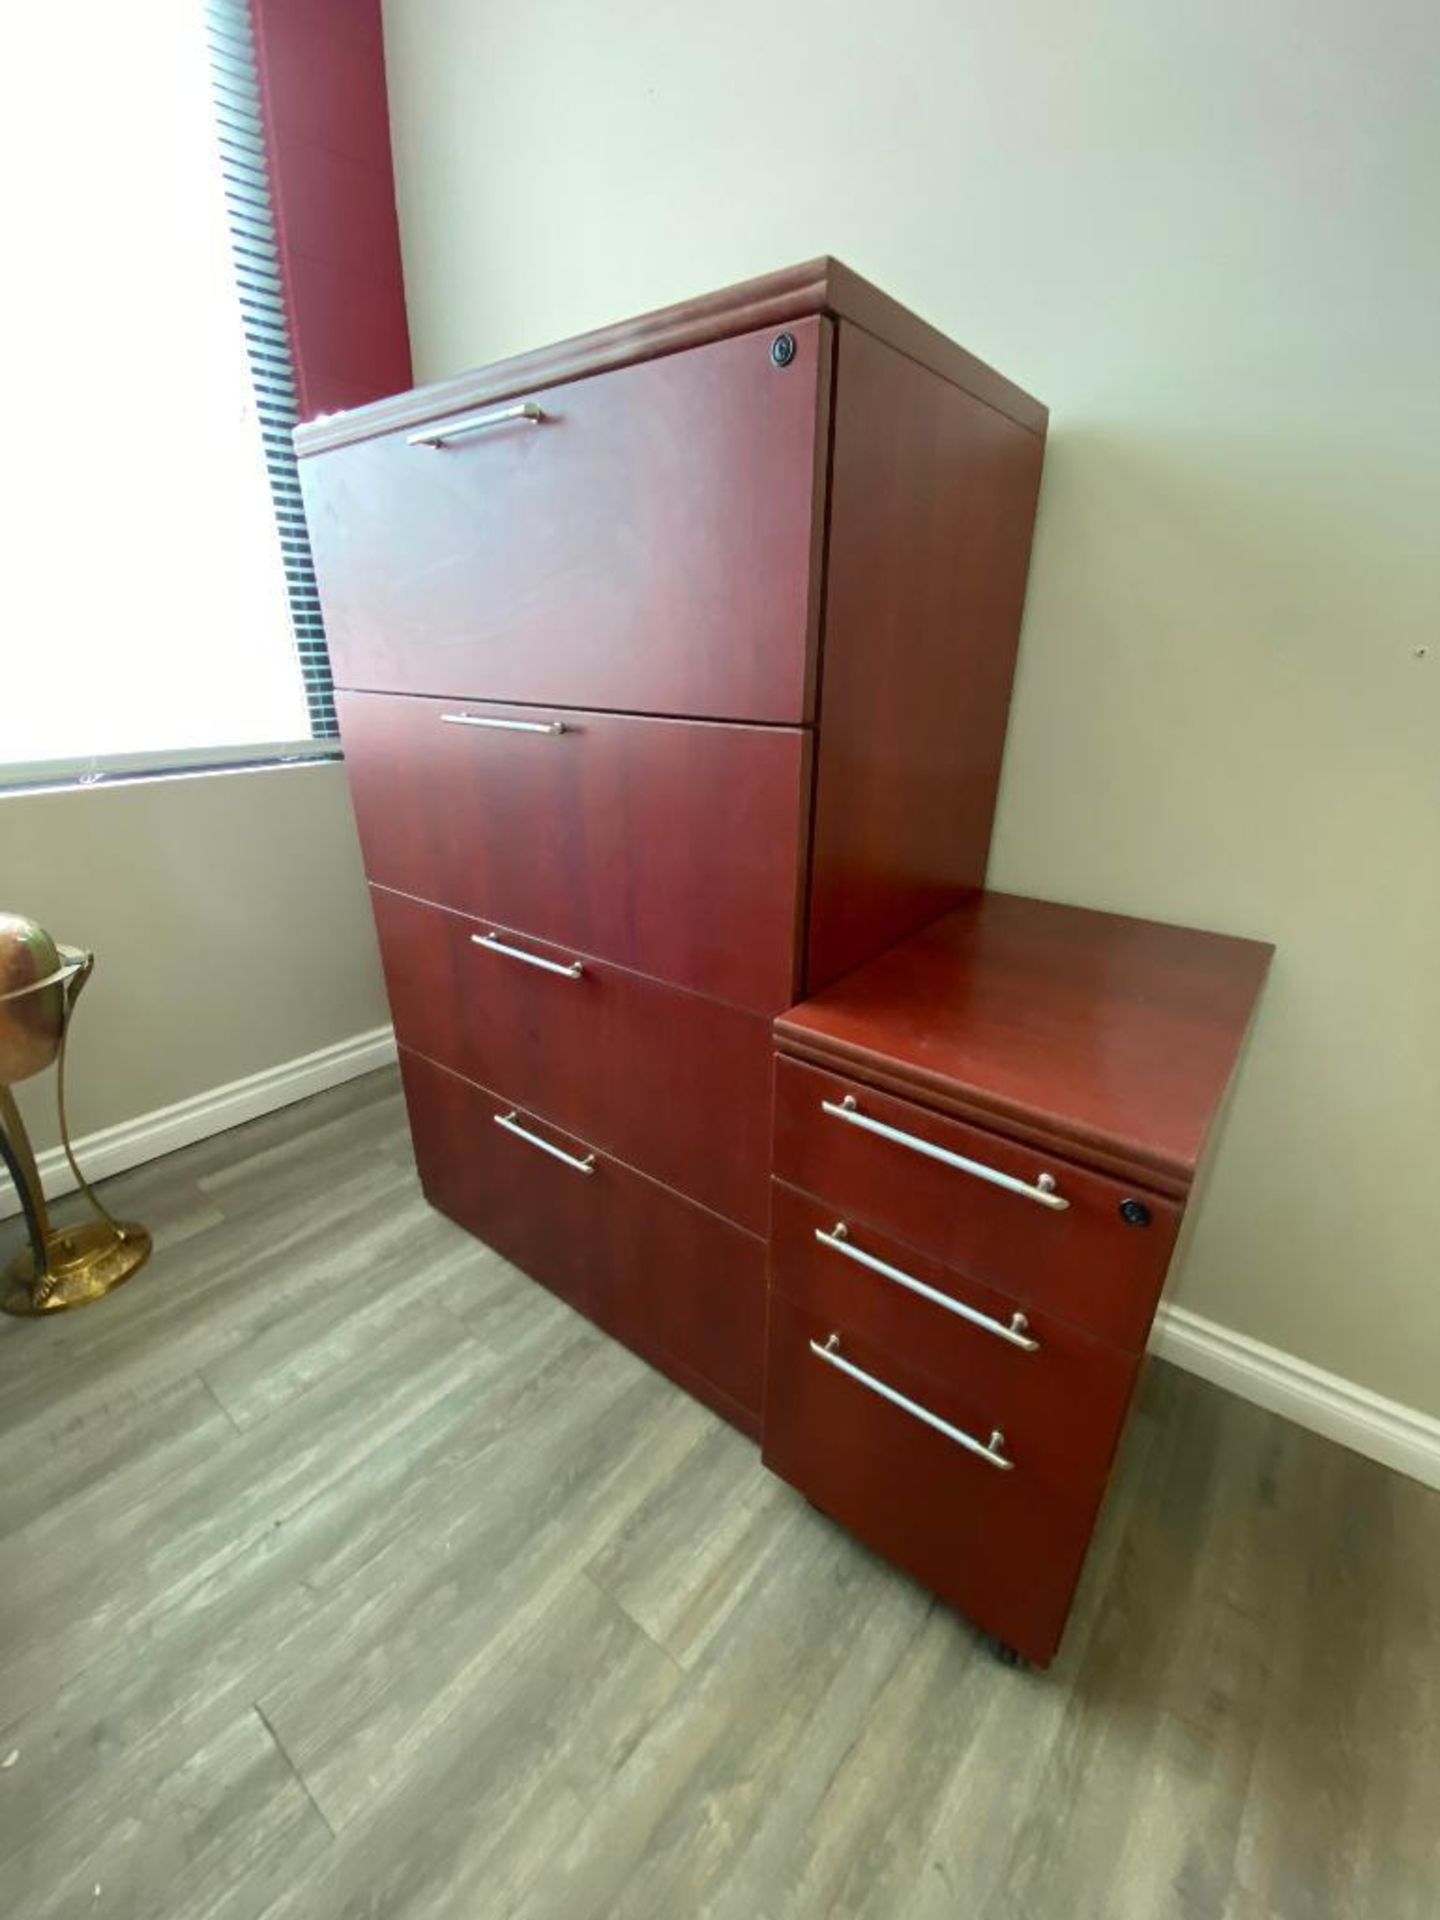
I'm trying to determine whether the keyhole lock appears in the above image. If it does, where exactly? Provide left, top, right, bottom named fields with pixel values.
left=1119, top=1199, right=1152, bottom=1228
left=770, top=332, right=797, bottom=368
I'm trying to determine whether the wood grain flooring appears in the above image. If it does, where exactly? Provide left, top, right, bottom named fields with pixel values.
left=1, top=1068, right=1435, bottom=1919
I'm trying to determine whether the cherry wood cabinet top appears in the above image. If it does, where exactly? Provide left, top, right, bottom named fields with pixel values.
left=775, top=893, right=1273, bottom=1196
left=294, top=256, right=1048, bottom=455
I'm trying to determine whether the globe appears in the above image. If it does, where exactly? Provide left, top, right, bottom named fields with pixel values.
left=0, top=913, right=150, bottom=1317
left=0, top=913, right=68, bottom=1085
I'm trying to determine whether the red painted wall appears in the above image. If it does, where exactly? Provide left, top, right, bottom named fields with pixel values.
left=251, top=0, right=412, bottom=419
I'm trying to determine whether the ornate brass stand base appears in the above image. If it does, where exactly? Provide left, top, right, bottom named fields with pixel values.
left=2, top=1218, right=152, bottom=1316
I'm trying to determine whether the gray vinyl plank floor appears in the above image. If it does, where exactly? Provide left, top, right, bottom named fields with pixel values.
left=1, top=1067, right=1435, bottom=1919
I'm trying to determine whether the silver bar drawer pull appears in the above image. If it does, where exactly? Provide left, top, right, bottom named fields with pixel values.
left=471, top=933, right=583, bottom=980
left=440, top=712, right=566, bottom=736
left=493, top=1112, right=596, bottom=1174
left=815, top=1224, right=1039, bottom=1352
left=407, top=401, right=545, bottom=447
left=820, top=1096, right=1070, bottom=1212
left=810, top=1334, right=1013, bottom=1470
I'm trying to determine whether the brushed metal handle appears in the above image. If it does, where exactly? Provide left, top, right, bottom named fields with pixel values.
left=407, top=401, right=545, bottom=447
left=809, top=1334, right=1013, bottom=1470
left=493, top=1112, right=595, bottom=1174
left=440, top=712, right=566, bottom=736
left=471, top=933, right=583, bottom=979
left=820, top=1096, right=1069, bottom=1212
left=815, top=1224, right=1039, bottom=1352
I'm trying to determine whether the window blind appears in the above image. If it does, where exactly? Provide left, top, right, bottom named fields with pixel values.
left=204, top=0, right=337, bottom=741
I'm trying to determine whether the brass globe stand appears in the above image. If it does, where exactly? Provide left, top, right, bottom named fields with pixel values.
left=1, top=938, right=151, bottom=1316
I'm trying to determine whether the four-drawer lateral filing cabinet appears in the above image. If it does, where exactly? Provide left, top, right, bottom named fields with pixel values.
left=765, top=892, right=1273, bottom=1664
left=296, top=259, right=1050, bottom=1435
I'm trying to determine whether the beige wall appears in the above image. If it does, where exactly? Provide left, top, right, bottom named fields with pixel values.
left=382, top=0, right=1439, bottom=1414
left=0, top=764, right=388, bottom=1155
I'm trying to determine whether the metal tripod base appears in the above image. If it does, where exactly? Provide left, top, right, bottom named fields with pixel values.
left=2, top=1218, right=152, bottom=1316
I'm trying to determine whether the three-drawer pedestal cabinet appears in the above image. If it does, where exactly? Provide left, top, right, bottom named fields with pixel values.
left=298, top=259, right=1271, bottom=1665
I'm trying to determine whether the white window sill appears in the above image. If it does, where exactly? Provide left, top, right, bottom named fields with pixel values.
left=0, top=741, right=342, bottom=798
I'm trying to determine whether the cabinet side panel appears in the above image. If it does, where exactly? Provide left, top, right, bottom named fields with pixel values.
left=805, top=324, right=1045, bottom=991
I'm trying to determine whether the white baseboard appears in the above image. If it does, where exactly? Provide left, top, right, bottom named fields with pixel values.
left=1, top=1025, right=397, bottom=1218
left=4, top=1034, right=1435, bottom=1492
left=1151, top=1302, right=1440, bottom=1491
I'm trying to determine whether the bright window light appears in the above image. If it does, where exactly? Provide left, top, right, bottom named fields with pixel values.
left=4, top=4, right=316, bottom=777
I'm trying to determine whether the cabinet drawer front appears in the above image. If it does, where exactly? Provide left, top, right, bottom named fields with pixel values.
left=374, top=889, right=773, bottom=1232
left=400, top=1049, right=766, bottom=1427
left=342, top=691, right=811, bottom=1014
left=769, top=1182, right=1139, bottom=1487
left=762, top=1290, right=1100, bottom=1665
left=772, top=1058, right=1180, bottom=1351
left=302, top=318, right=830, bottom=723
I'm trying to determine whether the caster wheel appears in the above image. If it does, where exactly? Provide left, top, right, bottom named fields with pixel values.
left=986, top=1636, right=1026, bottom=1670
